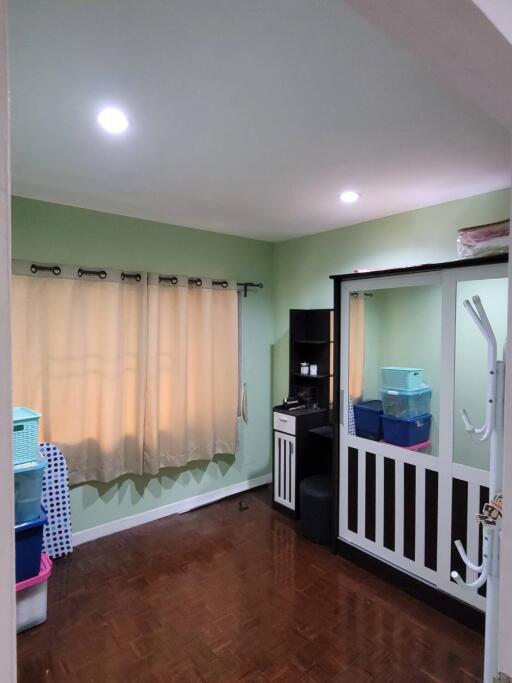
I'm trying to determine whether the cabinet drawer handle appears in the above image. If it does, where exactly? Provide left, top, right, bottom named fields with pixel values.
left=278, top=417, right=288, bottom=422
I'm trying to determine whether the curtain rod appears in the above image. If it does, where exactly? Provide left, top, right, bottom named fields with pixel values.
left=159, top=277, right=263, bottom=296
left=160, top=277, right=264, bottom=296
left=29, top=263, right=263, bottom=296
left=237, top=282, right=264, bottom=297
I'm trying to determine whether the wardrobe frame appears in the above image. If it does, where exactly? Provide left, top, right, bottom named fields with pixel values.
left=331, top=254, right=508, bottom=628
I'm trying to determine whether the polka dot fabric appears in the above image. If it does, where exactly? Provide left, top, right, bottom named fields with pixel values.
left=40, top=443, right=73, bottom=559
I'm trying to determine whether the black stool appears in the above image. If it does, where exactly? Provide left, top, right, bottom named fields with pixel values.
left=299, top=475, right=331, bottom=545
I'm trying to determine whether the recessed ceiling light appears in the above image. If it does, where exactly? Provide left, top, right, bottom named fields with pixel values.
left=339, top=190, right=360, bottom=204
left=97, top=107, right=129, bottom=134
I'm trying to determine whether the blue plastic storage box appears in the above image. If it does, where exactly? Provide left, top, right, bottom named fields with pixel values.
left=381, top=413, right=431, bottom=447
left=15, top=508, right=47, bottom=583
left=14, top=457, right=47, bottom=524
left=381, top=367, right=423, bottom=391
left=380, top=385, right=432, bottom=419
left=13, top=407, right=41, bottom=466
left=353, top=400, right=383, bottom=440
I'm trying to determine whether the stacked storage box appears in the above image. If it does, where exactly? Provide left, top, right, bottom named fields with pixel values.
left=16, top=554, right=52, bottom=633
left=12, top=407, right=52, bottom=632
left=353, top=400, right=383, bottom=440
left=380, top=368, right=432, bottom=447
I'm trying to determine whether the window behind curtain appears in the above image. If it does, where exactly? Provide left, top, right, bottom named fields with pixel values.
left=11, top=269, right=147, bottom=484
left=11, top=265, right=240, bottom=484
left=143, top=276, right=239, bottom=473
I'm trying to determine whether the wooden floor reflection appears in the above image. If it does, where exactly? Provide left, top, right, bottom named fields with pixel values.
left=18, top=486, right=483, bottom=682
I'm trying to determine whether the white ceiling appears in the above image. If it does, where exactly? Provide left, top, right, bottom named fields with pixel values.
left=473, top=0, right=512, bottom=46
left=8, top=0, right=510, bottom=242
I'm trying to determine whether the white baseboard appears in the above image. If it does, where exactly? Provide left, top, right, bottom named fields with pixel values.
left=73, top=473, right=272, bottom=547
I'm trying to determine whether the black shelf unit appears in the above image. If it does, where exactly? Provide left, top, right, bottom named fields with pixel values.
left=289, top=308, right=333, bottom=409
left=272, top=307, right=334, bottom=520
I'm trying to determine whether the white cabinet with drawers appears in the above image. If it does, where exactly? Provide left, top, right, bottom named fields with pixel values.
left=272, top=406, right=329, bottom=518
left=274, top=431, right=296, bottom=510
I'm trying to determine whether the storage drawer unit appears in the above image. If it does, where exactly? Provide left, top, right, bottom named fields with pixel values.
left=273, top=412, right=296, bottom=436
left=272, top=406, right=329, bottom=518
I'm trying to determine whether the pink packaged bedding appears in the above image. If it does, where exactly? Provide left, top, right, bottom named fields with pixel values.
left=457, top=220, right=509, bottom=259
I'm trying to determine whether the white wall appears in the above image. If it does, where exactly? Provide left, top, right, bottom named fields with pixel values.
left=0, top=1, right=16, bottom=680
left=499, top=178, right=512, bottom=678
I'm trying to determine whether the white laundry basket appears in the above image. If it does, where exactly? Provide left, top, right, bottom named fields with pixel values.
left=16, top=553, right=52, bottom=633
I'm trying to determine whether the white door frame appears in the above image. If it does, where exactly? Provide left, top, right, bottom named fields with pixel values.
left=0, top=0, right=16, bottom=680
left=338, top=263, right=507, bottom=613
left=498, top=176, right=512, bottom=678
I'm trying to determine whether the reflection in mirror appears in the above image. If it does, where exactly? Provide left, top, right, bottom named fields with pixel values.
left=350, top=285, right=441, bottom=456
left=453, top=278, right=508, bottom=470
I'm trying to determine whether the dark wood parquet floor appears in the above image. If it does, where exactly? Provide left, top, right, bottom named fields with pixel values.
left=18, top=486, right=483, bottom=682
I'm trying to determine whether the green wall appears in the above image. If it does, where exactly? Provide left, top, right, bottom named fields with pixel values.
left=11, top=188, right=510, bottom=531
left=361, top=286, right=442, bottom=453
left=11, top=197, right=274, bottom=532
left=273, top=189, right=510, bottom=404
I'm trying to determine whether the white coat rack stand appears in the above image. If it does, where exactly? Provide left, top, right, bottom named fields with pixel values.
left=451, top=295, right=505, bottom=683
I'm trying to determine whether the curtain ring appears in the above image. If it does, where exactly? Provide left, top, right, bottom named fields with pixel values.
left=30, top=264, right=62, bottom=276
left=121, top=272, right=142, bottom=282
left=78, top=268, right=107, bottom=280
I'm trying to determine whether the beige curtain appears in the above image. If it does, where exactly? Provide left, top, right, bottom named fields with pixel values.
left=144, top=277, right=239, bottom=474
left=349, top=294, right=365, bottom=402
left=11, top=267, right=147, bottom=484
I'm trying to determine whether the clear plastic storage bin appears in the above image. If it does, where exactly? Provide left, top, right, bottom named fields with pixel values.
left=381, top=385, right=432, bottom=419
left=16, top=553, right=52, bottom=633
left=381, top=367, right=423, bottom=391
left=14, top=456, right=47, bottom=524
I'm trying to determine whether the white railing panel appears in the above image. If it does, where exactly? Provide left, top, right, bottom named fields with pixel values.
left=357, top=449, right=366, bottom=538
left=466, top=481, right=481, bottom=585
left=347, top=435, right=439, bottom=471
left=289, top=440, right=295, bottom=509
left=452, top=462, right=489, bottom=487
left=415, top=465, right=426, bottom=569
left=375, top=453, right=384, bottom=549
left=395, top=459, right=404, bottom=559
left=343, top=529, right=438, bottom=585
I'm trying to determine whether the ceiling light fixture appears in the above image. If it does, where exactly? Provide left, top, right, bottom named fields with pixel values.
left=97, top=107, right=129, bottom=134
left=339, top=190, right=360, bottom=204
